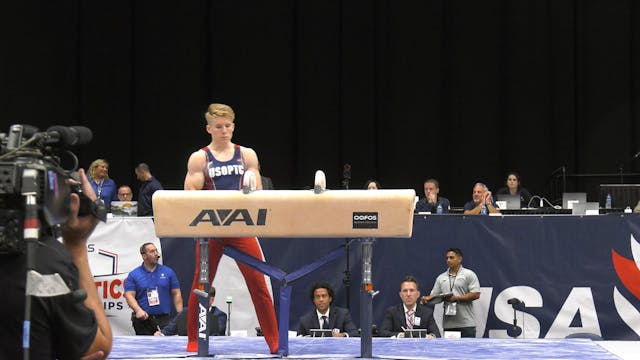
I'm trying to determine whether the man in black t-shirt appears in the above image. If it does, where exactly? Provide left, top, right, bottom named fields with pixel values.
left=0, top=168, right=112, bottom=359
left=1, top=236, right=98, bottom=358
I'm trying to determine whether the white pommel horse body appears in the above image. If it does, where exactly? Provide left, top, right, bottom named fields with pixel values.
left=153, top=188, right=415, bottom=357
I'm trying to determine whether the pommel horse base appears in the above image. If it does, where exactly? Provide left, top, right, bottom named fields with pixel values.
left=153, top=188, right=415, bottom=357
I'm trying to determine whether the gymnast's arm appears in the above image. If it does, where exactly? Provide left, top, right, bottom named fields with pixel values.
left=184, top=150, right=206, bottom=190
left=241, top=146, right=263, bottom=190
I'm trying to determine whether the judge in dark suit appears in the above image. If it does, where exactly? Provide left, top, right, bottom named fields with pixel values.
left=379, top=275, right=440, bottom=338
left=297, top=282, right=358, bottom=337
left=155, top=286, right=227, bottom=336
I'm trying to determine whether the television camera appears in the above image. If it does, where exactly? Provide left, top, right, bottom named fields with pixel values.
left=0, top=124, right=104, bottom=254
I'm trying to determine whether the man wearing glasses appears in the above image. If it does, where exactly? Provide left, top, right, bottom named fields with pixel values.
left=124, top=243, right=184, bottom=335
left=117, top=185, right=133, bottom=201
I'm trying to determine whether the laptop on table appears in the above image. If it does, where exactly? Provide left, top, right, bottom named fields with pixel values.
left=110, top=201, right=138, bottom=216
left=496, top=194, right=521, bottom=209
left=562, top=193, right=587, bottom=210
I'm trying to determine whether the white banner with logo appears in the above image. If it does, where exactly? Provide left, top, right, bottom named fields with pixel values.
left=87, top=216, right=161, bottom=336
left=87, top=216, right=263, bottom=337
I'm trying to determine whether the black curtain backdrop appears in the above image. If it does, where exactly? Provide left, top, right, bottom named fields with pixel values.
left=2, top=1, right=640, bottom=207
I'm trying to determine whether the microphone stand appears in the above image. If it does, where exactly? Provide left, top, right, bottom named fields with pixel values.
left=226, top=297, right=232, bottom=336
left=507, top=302, right=523, bottom=338
left=548, top=166, right=567, bottom=205
left=511, top=306, right=520, bottom=338
left=618, top=152, right=640, bottom=184
left=619, top=163, right=625, bottom=184
left=344, top=241, right=351, bottom=311
left=562, top=166, right=566, bottom=195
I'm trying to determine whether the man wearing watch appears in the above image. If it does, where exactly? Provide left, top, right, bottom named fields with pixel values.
left=422, top=248, right=480, bottom=338
left=463, top=182, right=500, bottom=215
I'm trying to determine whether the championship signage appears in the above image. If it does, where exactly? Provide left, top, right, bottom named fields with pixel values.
left=87, top=217, right=162, bottom=336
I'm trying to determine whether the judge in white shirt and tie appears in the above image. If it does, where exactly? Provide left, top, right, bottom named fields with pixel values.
left=379, top=275, right=440, bottom=338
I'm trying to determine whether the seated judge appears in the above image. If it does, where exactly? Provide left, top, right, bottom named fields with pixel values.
left=155, top=286, right=227, bottom=336
left=463, top=182, right=500, bottom=215
left=495, top=171, right=532, bottom=208
left=415, top=178, right=450, bottom=213
left=379, top=275, right=440, bottom=338
left=297, top=282, right=358, bottom=337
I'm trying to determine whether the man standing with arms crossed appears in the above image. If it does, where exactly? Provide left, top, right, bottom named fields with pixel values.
left=183, top=103, right=278, bottom=354
left=423, top=248, right=481, bottom=338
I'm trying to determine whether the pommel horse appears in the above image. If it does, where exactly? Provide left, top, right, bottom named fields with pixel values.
left=152, top=170, right=415, bottom=357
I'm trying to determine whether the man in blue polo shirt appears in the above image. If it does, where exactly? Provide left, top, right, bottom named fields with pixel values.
left=124, top=242, right=183, bottom=335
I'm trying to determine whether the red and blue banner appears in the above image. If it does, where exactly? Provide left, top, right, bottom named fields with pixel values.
left=158, top=214, right=640, bottom=339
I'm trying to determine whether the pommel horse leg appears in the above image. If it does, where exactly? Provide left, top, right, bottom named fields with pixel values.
left=197, top=239, right=209, bottom=357
left=360, top=238, right=378, bottom=358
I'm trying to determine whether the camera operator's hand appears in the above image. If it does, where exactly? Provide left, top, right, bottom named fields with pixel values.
left=62, top=168, right=112, bottom=359
left=62, top=168, right=99, bottom=247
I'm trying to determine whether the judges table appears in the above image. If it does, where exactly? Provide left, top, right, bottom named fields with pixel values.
left=91, top=214, right=640, bottom=349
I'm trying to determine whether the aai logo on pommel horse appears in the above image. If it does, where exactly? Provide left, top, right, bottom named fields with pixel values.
left=190, top=209, right=268, bottom=226
left=198, top=302, right=208, bottom=339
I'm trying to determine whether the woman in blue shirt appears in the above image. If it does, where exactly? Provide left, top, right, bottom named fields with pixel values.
left=87, top=159, right=118, bottom=208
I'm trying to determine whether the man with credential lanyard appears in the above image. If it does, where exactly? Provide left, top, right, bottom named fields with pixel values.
left=422, top=248, right=480, bottom=338
left=379, top=275, right=440, bottom=338
left=124, top=242, right=183, bottom=335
